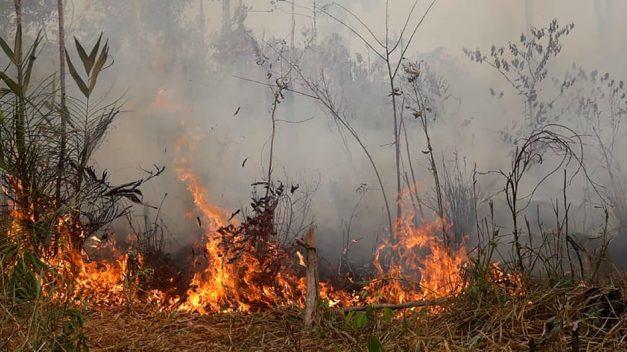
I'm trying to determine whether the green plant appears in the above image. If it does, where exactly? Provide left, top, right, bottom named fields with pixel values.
left=0, top=3, right=157, bottom=349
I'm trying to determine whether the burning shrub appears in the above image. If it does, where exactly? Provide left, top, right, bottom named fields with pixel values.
left=180, top=181, right=312, bottom=313
left=364, top=217, right=467, bottom=305
left=0, top=8, right=160, bottom=349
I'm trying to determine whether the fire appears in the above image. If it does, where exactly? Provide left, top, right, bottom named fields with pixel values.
left=49, top=216, right=136, bottom=306
left=2, top=158, right=498, bottom=316
left=174, top=131, right=317, bottom=313
left=1, top=100, right=518, bottom=315
left=365, top=216, right=467, bottom=304
left=173, top=130, right=469, bottom=312
left=150, top=89, right=470, bottom=312
left=1, top=202, right=131, bottom=307
left=54, top=124, right=473, bottom=312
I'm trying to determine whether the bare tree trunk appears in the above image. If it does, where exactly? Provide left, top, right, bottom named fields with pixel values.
left=562, top=169, right=576, bottom=280
left=506, top=171, right=524, bottom=272
left=14, top=0, right=25, bottom=159
left=384, top=33, right=401, bottom=247
left=56, top=0, right=67, bottom=205
left=384, top=1, right=403, bottom=246
left=421, top=115, right=448, bottom=246
left=266, top=93, right=279, bottom=193
left=389, top=69, right=402, bottom=241
left=14, top=0, right=21, bottom=27
left=401, top=111, right=425, bottom=220
left=285, top=0, right=296, bottom=126
left=300, top=227, right=319, bottom=327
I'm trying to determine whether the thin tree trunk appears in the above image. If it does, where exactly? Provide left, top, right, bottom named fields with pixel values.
left=300, top=227, right=319, bottom=327
left=14, top=0, right=21, bottom=23
left=421, top=115, right=448, bottom=246
left=266, top=94, right=279, bottom=194
left=14, top=0, right=25, bottom=159
left=384, top=1, right=402, bottom=246
left=507, top=176, right=524, bottom=272
left=401, top=112, right=425, bottom=220
left=56, top=0, right=67, bottom=205
left=387, top=58, right=402, bottom=245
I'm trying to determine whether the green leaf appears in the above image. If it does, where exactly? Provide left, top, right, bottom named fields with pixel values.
left=381, top=308, right=394, bottom=323
left=22, top=58, right=34, bottom=92
left=65, top=49, right=90, bottom=98
left=0, top=242, right=18, bottom=263
left=22, top=33, right=41, bottom=93
left=344, top=311, right=355, bottom=325
left=25, top=252, right=48, bottom=271
left=353, top=311, right=368, bottom=329
left=367, top=336, right=383, bottom=352
left=86, top=33, right=103, bottom=74
left=74, top=36, right=90, bottom=73
left=0, top=71, right=20, bottom=95
left=0, top=35, right=16, bottom=64
left=89, top=41, right=108, bottom=93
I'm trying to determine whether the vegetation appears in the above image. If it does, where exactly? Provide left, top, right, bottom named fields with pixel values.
left=0, top=1, right=626, bottom=351
left=0, top=3, right=157, bottom=350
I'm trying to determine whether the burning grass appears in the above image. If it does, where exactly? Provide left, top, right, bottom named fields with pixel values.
left=3, top=116, right=624, bottom=350
left=80, top=280, right=626, bottom=351
left=1, top=9, right=626, bottom=351
left=5, top=143, right=625, bottom=350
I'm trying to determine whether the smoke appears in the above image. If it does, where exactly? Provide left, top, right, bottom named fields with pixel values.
left=4, top=0, right=627, bottom=265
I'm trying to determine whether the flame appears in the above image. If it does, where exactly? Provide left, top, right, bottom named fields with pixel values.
left=296, top=250, right=306, bottom=267
left=1, top=95, right=520, bottom=314
left=48, top=216, right=133, bottom=306
left=173, top=130, right=470, bottom=313
left=365, top=216, right=467, bottom=304
left=174, top=131, right=306, bottom=313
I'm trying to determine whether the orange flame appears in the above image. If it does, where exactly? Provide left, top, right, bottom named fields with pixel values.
left=175, top=131, right=307, bottom=313
left=2, top=89, right=521, bottom=314
left=365, top=216, right=467, bottom=304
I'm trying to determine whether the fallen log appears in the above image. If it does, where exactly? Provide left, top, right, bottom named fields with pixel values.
left=341, top=297, right=449, bottom=312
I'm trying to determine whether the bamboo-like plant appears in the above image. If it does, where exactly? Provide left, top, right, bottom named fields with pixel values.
left=0, top=7, right=158, bottom=349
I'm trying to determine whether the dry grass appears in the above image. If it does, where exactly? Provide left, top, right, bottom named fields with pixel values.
left=83, top=280, right=626, bottom=352
left=84, top=307, right=354, bottom=351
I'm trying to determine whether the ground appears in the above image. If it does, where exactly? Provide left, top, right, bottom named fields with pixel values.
left=83, top=283, right=627, bottom=351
